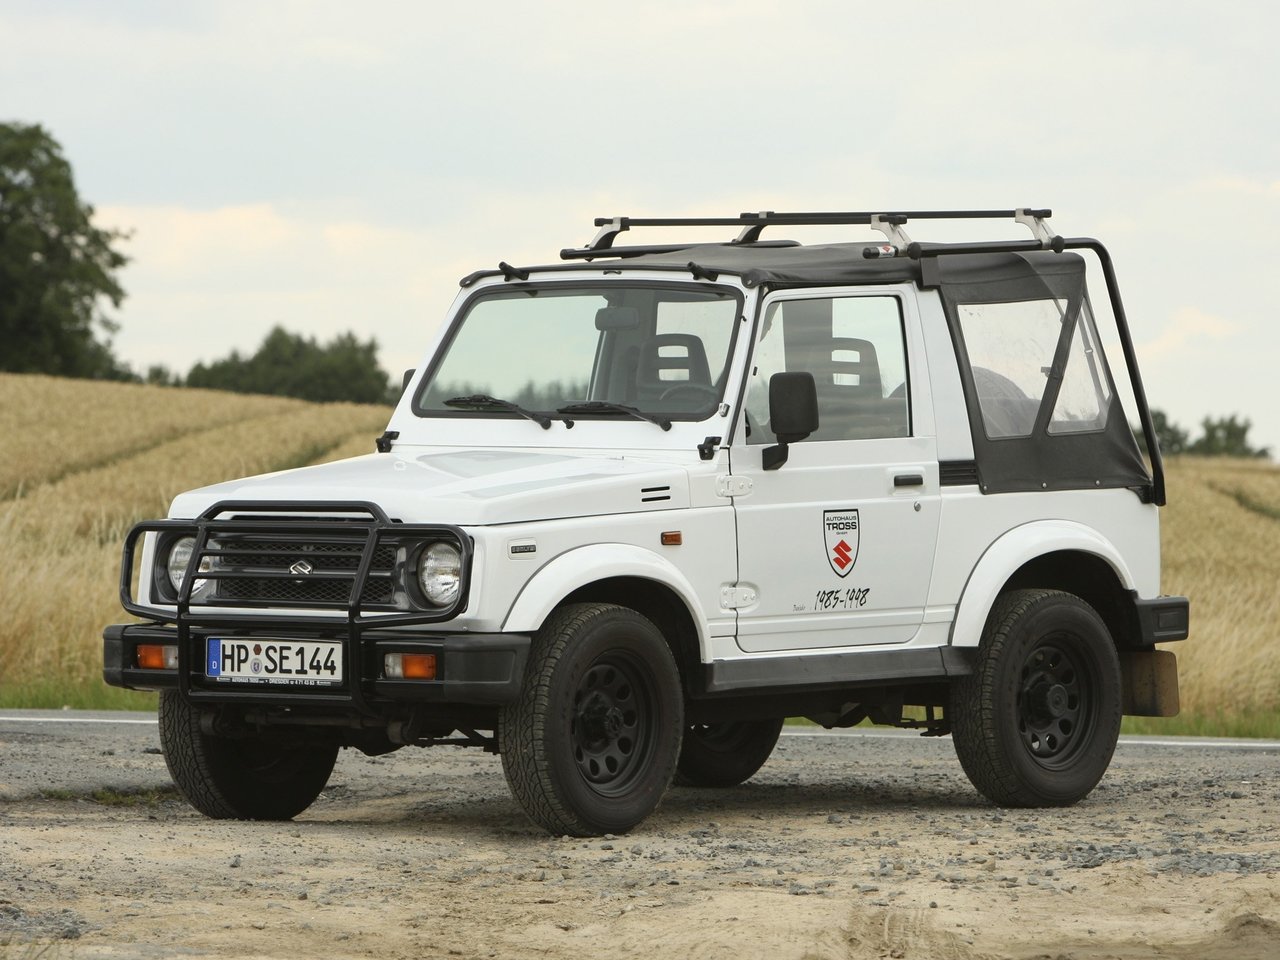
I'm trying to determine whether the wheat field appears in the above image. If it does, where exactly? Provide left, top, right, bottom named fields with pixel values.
left=0, top=374, right=392, bottom=708
left=0, top=374, right=1276, bottom=731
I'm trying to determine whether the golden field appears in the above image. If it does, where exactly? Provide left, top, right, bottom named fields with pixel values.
left=0, top=374, right=391, bottom=708
left=1153, top=455, right=1280, bottom=732
left=0, top=374, right=1276, bottom=733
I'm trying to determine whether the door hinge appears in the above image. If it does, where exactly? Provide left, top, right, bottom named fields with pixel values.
left=721, top=585, right=758, bottom=609
left=715, top=475, right=753, bottom=498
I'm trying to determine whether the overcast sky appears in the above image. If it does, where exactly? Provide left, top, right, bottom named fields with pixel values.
left=5, top=1, right=1277, bottom=456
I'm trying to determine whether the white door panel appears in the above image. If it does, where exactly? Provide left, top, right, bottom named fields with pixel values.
left=732, top=438, right=940, bottom=651
left=731, top=290, right=942, bottom=653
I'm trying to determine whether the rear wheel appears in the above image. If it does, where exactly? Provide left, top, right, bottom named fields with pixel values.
left=950, top=589, right=1122, bottom=807
left=159, top=690, right=338, bottom=820
left=499, top=603, right=683, bottom=836
left=674, top=719, right=784, bottom=787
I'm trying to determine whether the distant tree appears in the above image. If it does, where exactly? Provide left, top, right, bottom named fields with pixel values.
left=1187, top=414, right=1270, bottom=459
left=187, top=326, right=391, bottom=404
left=143, top=364, right=183, bottom=387
left=0, top=122, right=131, bottom=378
left=1150, top=409, right=1189, bottom=457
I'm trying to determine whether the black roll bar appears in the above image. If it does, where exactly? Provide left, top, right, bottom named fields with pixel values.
left=904, top=238, right=1166, bottom=506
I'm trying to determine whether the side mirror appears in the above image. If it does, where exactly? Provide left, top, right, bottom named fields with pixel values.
left=763, top=372, right=818, bottom=470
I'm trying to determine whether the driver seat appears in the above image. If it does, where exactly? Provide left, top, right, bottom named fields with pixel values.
left=633, top=334, right=712, bottom=403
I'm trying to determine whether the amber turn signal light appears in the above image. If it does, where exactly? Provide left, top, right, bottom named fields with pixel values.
left=137, top=644, right=178, bottom=670
left=384, top=652, right=438, bottom=680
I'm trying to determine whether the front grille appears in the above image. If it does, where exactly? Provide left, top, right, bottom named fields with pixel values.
left=206, top=535, right=398, bottom=608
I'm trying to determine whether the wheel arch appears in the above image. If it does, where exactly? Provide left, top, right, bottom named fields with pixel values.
left=500, top=544, right=707, bottom=691
left=950, top=521, right=1137, bottom=650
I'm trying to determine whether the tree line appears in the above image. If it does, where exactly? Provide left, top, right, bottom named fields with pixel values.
left=1148, top=410, right=1269, bottom=459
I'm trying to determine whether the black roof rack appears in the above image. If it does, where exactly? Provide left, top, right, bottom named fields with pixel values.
left=564, top=208, right=1054, bottom=257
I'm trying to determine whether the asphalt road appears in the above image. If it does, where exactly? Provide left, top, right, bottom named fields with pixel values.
left=1, top=709, right=1277, bottom=802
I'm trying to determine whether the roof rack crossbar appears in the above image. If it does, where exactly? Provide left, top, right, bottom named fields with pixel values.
left=559, top=239, right=800, bottom=262
left=574, top=209, right=1053, bottom=252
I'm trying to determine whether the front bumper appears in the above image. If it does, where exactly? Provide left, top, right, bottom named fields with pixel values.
left=104, top=622, right=530, bottom=707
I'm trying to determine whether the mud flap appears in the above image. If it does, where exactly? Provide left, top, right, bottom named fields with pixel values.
left=1119, top=649, right=1180, bottom=717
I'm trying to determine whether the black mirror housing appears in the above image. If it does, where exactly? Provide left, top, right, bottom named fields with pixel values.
left=769, top=372, right=819, bottom=442
left=763, top=372, right=818, bottom=469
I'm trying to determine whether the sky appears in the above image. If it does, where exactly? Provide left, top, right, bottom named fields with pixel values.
left=4, top=0, right=1278, bottom=456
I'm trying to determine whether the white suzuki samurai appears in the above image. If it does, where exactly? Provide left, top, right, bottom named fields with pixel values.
left=105, top=209, right=1189, bottom=836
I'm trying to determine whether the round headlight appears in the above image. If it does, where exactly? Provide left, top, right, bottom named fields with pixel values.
left=166, top=536, right=213, bottom=600
left=417, top=542, right=462, bottom=607
left=167, top=537, right=196, bottom=590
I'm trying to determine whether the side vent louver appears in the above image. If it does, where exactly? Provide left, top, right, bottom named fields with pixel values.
left=940, top=460, right=980, bottom=486
left=641, top=486, right=671, bottom=504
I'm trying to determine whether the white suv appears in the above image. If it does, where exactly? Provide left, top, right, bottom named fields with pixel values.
left=105, top=208, right=1189, bottom=836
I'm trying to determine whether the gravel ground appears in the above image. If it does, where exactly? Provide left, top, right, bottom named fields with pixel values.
left=1, top=711, right=1278, bottom=960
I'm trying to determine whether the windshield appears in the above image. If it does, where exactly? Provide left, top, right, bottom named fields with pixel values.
left=415, top=284, right=741, bottom=422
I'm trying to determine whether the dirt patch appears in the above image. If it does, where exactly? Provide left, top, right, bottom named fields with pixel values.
left=0, top=724, right=1277, bottom=959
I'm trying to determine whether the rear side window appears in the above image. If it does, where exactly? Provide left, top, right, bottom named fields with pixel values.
left=956, top=297, right=1111, bottom=439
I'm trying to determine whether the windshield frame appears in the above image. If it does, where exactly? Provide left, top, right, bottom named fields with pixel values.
left=410, top=279, right=745, bottom=426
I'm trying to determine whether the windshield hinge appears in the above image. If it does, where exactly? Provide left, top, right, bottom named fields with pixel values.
left=375, top=430, right=399, bottom=453
left=715, top=475, right=753, bottom=498
left=698, top=436, right=722, bottom=461
left=720, top=585, right=758, bottom=609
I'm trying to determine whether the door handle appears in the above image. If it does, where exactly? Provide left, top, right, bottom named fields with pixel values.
left=893, top=473, right=924, bottom=487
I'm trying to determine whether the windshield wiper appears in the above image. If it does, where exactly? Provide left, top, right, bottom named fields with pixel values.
left=556, top=401, right=672, bottom=431
left=444, top=394, right=554, bottom=429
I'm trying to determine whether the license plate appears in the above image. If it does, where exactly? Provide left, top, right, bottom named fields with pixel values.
left=206, top=638, right=343, bottom=686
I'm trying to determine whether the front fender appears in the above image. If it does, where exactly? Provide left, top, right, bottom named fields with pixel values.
left=500, top=543, right=709, bottom=652
left=949, top=520, right=1136, bottom=648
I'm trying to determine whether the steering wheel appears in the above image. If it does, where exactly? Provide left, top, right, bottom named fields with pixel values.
left=658, top=383, right=719, bottom=404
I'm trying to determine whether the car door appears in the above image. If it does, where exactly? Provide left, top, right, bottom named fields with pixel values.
left=730, top=288, right=941, bottom=652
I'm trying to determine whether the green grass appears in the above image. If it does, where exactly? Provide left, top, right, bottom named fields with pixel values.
left=38, top=786, right=180, bottom=806
left=1122, top=709, right=1280, bottom=740
left=0, top=679, right=156, bottom=711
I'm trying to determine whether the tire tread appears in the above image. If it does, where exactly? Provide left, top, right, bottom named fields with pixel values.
left=950, top=589, right=1120, bottom=807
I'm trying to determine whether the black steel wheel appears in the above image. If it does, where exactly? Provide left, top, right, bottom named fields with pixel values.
left=673, top=719, right=784, bottom=788
left=159, top=690, right=338, bottom=820
left=499, top=603, right=682, bottom=836
left=950, top=589, right=1122, bottom=807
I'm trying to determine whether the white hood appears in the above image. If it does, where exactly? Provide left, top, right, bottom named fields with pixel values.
left=168, top=447, right=692, bottom=526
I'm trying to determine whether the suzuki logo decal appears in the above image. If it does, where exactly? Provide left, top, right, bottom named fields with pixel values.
left=289, top=559, right=315, bottom=576
left=823, top=509, right=860, bottom=578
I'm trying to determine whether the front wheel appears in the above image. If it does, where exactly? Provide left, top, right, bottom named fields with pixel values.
left=949, top=589, right=1122, bottom=807
left=499, top=603, right=683, bottom=836
left=159, top=690, right=338, bottom=820
left=674, top=719, right=784, bottom=787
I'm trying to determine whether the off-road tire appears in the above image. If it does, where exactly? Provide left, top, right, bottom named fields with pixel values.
left=673, top=719, right=784, bottom=788
left=159, top=690, right=338, bottom=820
left=498, top=603, right=683, bottom=836
left=950, top=589, right=1122, bottom=807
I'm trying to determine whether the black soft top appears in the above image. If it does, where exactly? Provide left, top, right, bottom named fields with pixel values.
left=461, top=241, right=1084, bottom=294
